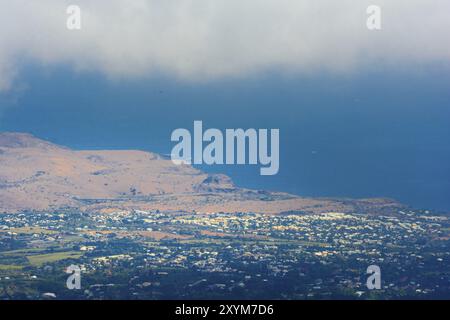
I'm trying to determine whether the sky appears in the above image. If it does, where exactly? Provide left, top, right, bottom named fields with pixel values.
left=0, top=1, right=450, bottom=211
left=1, top=0, right=450, bottom=90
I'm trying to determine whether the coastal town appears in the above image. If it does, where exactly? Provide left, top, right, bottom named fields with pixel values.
left=0, top=208, right=449, bottom=299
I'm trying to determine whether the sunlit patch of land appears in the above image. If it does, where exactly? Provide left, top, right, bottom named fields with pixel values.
left=0, top=227, right=57, bottom=235
left=26, top=251, right=83, bottom=266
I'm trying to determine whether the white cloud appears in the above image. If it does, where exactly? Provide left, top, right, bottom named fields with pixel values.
left=1, top=0, right=449, bottom=90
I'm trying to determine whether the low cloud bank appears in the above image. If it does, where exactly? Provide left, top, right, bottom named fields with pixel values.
left=1, top=0, right=449, bottom=91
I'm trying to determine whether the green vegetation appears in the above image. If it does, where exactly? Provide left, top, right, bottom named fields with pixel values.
left=0, top=264, right=23, bottom=270
left=0, top=227, right=57, bottom=235
left=1, top=247, right=47, bottom=256
left=26, top=251, right=83, bottom=266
